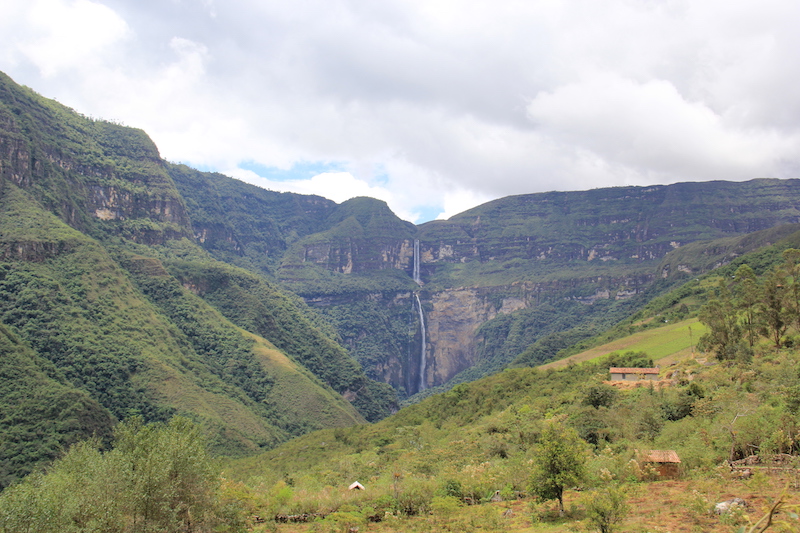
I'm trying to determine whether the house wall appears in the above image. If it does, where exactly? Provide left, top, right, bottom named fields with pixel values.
left=610, top=373, right=658, bottom=381
left=654, top=463, right=681, bottom=479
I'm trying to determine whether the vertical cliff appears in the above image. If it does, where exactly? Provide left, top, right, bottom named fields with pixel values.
left=0, top=72, right=191, bottom=244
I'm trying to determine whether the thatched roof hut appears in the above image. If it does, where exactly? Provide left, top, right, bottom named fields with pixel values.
left=640, top=450, right=681, bottom=479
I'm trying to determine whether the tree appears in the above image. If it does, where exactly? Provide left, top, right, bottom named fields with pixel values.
left=760, top=269, right=789, bottom=348
left=783, top=248, right=800, bottom=328
left=584, top=483, right=629, bottom=533
left=699, top=280, right=746, bottom=361
left=733, top=264, right=762, bottom=348
left=113, top=416, right=217, bottom=531
left=583, top=383, right=618, bottom=409
left=529, top=420, right=588, bottom=516
left=0, top=417, right=226, bottom=533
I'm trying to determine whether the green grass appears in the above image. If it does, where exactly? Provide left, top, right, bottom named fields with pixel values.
left=539, top=318, right=708, bottom=370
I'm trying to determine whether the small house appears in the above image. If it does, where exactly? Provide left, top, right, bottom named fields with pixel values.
left=640, top=450, right=681, bottom=479
left=348, top=481, right=365, bottom=491
left=609, top=367, right=659, bottom=381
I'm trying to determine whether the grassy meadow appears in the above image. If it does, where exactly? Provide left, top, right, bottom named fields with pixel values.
left=540, top=317, right=709, bottom=370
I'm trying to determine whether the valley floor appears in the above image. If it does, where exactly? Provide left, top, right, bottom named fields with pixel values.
left=263, top=473, right=798, bottom=533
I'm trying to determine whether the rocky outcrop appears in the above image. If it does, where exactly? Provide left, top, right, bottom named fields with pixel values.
left=0, top=76, right=191, bottom=243
left=424, top=288, right=496, bottom=388
left=0, top=240, right=80, bottom=262
left=299, top=238, right=416, bottom=274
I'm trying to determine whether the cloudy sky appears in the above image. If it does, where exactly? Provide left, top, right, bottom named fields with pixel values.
left=2, top=0, right=799, bottom=222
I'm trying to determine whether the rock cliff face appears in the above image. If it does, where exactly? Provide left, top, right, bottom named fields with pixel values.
left=424, top=288, right=497, bottom=388
left=0, top=74, right=191, bottom=243
left=298, top=237, right=416, bottom=274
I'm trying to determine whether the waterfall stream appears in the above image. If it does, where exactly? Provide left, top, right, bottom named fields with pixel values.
left=415, top=293, right=427, bottom=392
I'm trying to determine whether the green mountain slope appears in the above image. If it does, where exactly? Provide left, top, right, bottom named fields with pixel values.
left=0, top=70, right=399, bottom=485
left=0, top=181, right=363, bottom=454
left=167, top=163, right=337, bottom=274
left=176, top=167, right=800, bottom=398
left=0, top=322, right=113, bottom=490
left=219, top=238, right=800, bottom=530
left=8, top=62, right=800, bottom=494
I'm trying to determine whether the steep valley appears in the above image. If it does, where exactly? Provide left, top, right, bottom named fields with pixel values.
left=5, top=64, right=800, bottom=487
left=173, top=161, right=800, bottom=398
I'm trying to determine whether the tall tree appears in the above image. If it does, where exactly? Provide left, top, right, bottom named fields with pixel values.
left=733, top=264, right=762, bottom=348
left=782, top=248, right=800, bottom=328
left=0, top=417, right=225, bottom=533
left=699, top=280, right=744, bottom=360
left=761, top=268, right=789, bottom=348
left=529, top=420, right=587, bottom=516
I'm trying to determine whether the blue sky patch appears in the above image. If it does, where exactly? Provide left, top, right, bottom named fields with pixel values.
left=239, top=160, right=347, bottom=181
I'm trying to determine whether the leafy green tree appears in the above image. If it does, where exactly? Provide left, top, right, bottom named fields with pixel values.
left=760, top=269, right=789, bottom=348
left=583, top=483, right=629, bottom=533
left=733, top=264, right=762, bottom=347
left=605, top=351, right=653, bottom=369
left=782, top=248, right=800, bottom=328
left=583, top=383, right=618, bottom=409
left=529, top=420, right=588, bottom=516
left=113, top=416, right=217, bottom=531
left=699, top=280, right=745, bottom=360
left=0, top=417, right=229, bottom=533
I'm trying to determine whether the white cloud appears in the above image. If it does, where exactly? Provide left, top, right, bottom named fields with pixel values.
left=2, top=0, right=800, bottom=222
left=438, top=188, right=494, bottom=220
left=527, top=73, right=799, bottom=181
left=20, top=0, right=131, bottom=77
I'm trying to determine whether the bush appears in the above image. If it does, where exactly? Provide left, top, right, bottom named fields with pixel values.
left=583, top=484, right=629, bottom=533
left=436, top=479, right=463, bottom=500
left=396, top=477, right=435, bottom=516
left=0, top=417, right=233, bottom=533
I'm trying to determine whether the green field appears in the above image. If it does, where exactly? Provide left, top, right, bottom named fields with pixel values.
left=540, top=317, right=708, bottom=370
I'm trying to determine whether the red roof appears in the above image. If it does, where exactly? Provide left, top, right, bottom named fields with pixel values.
left=609, top=367, right=659, bottom=374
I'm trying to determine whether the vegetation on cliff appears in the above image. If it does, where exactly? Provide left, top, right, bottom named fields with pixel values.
left=0, top=70, right=394, bottom=487
left=175, top=156, right=800, bottom=398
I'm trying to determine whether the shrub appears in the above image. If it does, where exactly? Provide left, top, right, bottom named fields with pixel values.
left=0, top=417, right=229, bottom=533
left=583, top=484, right=629, bottom=533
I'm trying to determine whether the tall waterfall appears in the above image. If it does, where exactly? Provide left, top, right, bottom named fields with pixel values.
left=413, top=239, right=421, bottom=285
left=414, top=293, right=427, bottom=392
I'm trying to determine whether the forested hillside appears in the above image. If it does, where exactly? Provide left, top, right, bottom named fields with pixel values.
left=0, top=71, right=394, bottom=488
left=6, top=237, right=800, bottom=531
left=211, top=237, right=800, bottom=531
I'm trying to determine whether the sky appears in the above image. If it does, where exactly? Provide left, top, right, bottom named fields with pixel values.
left=2, top=1, right=800, bottom=223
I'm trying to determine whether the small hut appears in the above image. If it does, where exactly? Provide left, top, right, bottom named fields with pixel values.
left=640, top=450, right=681, bottom=479
left=609, top=367, right=659, bottom=381
left=348, top=481, right=365, bottom=491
